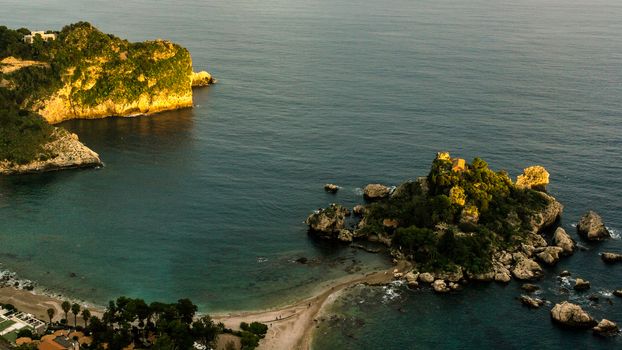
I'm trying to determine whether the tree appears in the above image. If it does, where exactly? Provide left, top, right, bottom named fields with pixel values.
left=192, top=316, right=220, bottom=347
left=71, top=303, right=81, bottom=327
left=61, top=301, right=71, bottom=323
left=47, top=308, right=55, bottom=324
left=81, top=308, right=91, bottom=328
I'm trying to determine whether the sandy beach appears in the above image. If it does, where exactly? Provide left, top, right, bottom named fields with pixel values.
left=0, top=263, right=408, bottom=349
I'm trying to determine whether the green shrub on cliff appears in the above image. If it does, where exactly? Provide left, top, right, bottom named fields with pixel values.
left=0, top=90, right=54, bottom=164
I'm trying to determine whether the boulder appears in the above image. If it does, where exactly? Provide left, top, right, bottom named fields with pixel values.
left=337, top=229, right=354, bottom=242
left=559, top=270, right=571, bottom=277
left=574, top=278, right=590, bottom=291
left=432, top=279, right=450, bottom=293
left=601, top=252, right=622, bottom=264
left=305, top=204, right=349, bottom=238
left=382, top=218, right=399, bottom=229
left=521, top=283, right=540, bottom=293
left=519, top=295, right=544, bottom=309
left=550, top=302, right=597, bottom=329
left=352, top=205, right=366, bottom=217
left=191, top=71, right=214, bottom=87
left=577, top=211, right=610, bottom=241
left=324, top=183, right=339, bottom=193
left=516, top=166, right=550, bottom=191
left=536, top=247, right=564, bottom=266
left=363, top=184, right=391, bottom=201
left=404, top=271, right=419, bottom=287
left=593, top=319, right=619, bottom=337
left=553, top=228, right=575, bottom=255
left=511, top=258, right=543, bottom=281
left=418, top=272, right=435, bottom=284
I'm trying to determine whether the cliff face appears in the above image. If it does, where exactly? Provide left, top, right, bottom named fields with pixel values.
left=30, top=23, right=207, bottom=123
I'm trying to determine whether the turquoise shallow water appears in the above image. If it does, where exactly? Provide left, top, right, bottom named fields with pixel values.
left=1, top=0, right=622, bottom=348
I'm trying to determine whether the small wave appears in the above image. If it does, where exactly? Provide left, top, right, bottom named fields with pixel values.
left=354, top=188, right=363, bottom=196
left=570, top=223, right=577, bottom=228
left=257, top=257, right=268, bottom=263
left=607, top=227, right=620, bottom=239
left=380, top=281, right=404, bottom=303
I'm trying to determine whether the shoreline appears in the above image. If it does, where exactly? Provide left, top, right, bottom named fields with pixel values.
left=0, top=263, right=408, bottom=349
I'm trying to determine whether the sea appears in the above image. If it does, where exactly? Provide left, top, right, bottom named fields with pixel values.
left=1, top=0, right=621, bottom=348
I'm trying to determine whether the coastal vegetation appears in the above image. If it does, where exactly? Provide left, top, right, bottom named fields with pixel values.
left=306, top=153, right=562, bottom=278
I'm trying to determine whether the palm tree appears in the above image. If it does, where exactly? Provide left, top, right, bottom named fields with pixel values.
left=81, top=309, right=91, bottom=328
left=47, top=308, right=55, bottom=324
left=61, top=301, right=71, bottom=323
left=71, top=303, right=81, bottom=327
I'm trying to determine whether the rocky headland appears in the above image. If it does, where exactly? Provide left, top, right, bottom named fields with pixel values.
left=0, top=22, right=213, bottom=174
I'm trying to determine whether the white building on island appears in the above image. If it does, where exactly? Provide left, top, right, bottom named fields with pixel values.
left=23, top=31, right=57, bottom=44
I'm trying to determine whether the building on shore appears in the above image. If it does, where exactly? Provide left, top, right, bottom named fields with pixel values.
left=23, top=31, right=57, bottom=44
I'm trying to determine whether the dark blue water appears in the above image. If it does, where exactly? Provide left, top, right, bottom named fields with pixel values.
left=1, top=0, right=621, bottom=348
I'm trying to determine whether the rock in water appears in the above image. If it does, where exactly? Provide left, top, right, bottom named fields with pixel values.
left=363, top=184, right=391, bottom=201
left=352, top=205, right=365, bottom=217
left=613, top=290, right=622, bottom=298
left=432, top=279, right=450, bottom=293
left=536, top=247, right=563, bottom=266
left=191, top=71, right=214, bottom=87
left=305, top=204, right=349, bottom=239
left=553, top=227, right=575, bottom=255
left=519, top=295, right=544, bottom=308
left=521, top=284, right=540, bottom=293
left=511, top=258, right=543, bottom=281
left=550, top=302, right=597, bottom=329
left=577, top=211, right=610, bottom=241
left=600, top=252, right=622, bottom=264
left=516, top=165, right=550, bottom=191
left=573, top=278, right=591, bottom=291
left=324, top=183, right=339, bottom=193
left=593, top=319, right=619, bottom=337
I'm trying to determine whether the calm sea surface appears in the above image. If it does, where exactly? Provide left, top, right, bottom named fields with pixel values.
left=1, top=0, right=621, bottom=348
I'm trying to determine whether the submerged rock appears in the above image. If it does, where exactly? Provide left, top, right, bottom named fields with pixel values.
left=600, top=252, right=622, bottom=264
left=593, top=319, right=619, bottom=337
left=550, top=302, right=597, bottom=329
left=577, top=211, right=610, bottom=241
left=363, top=184, right=391, bottom=201
left=521, top=283, right=540, bottom=293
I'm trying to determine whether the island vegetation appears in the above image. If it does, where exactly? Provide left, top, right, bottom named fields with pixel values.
left=307, top=153, right=566, bottom=289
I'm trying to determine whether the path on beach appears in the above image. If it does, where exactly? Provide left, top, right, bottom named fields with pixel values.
left=212, top=262, right=408, bottom=350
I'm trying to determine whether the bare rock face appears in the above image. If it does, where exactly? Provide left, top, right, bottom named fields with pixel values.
left=528, top=192, right=563, bottom=234
left=432, top=279, right=450, bottom=293
left=511, top=257, right=543, bottom=281
left=592, top=319, right=619, bottom=337
left=305, top=204, right=349, bottom=239
left=577, top=211, right=610, bottom=241
left=516, top=166, right=550, bottom=191
left=519, top=295, right=544, bottom=308
left=494, top=263, right=512, bottom=283
left=553, top=228, right=575, bottom=255
left=536, top=246, right=564, bottom=266
left=0, top=128, right=102, bottom=175
left=573, top=278, right=590, bottom=291
left=363, top=184, right=391, bottom=201
left=550, top=302, right=597, bottom=329
left=600, top=252, right=622, bottom=264
left=191, top=71, right=214, bottom=87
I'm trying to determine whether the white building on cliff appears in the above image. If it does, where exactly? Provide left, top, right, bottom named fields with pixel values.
left=23, top=31, right=57, bottom=44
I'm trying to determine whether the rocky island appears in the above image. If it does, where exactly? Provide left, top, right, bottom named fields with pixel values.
left=0, top=22, right=213, bottom=174
left=306, top=153, right=569, bottom=289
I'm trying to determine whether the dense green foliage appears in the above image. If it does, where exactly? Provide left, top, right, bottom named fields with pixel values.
left=0, top=90, right=54, bottom=164
left=83, top=297, right=222, bottom=349
left=359, top=156, right=549, bottom=274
